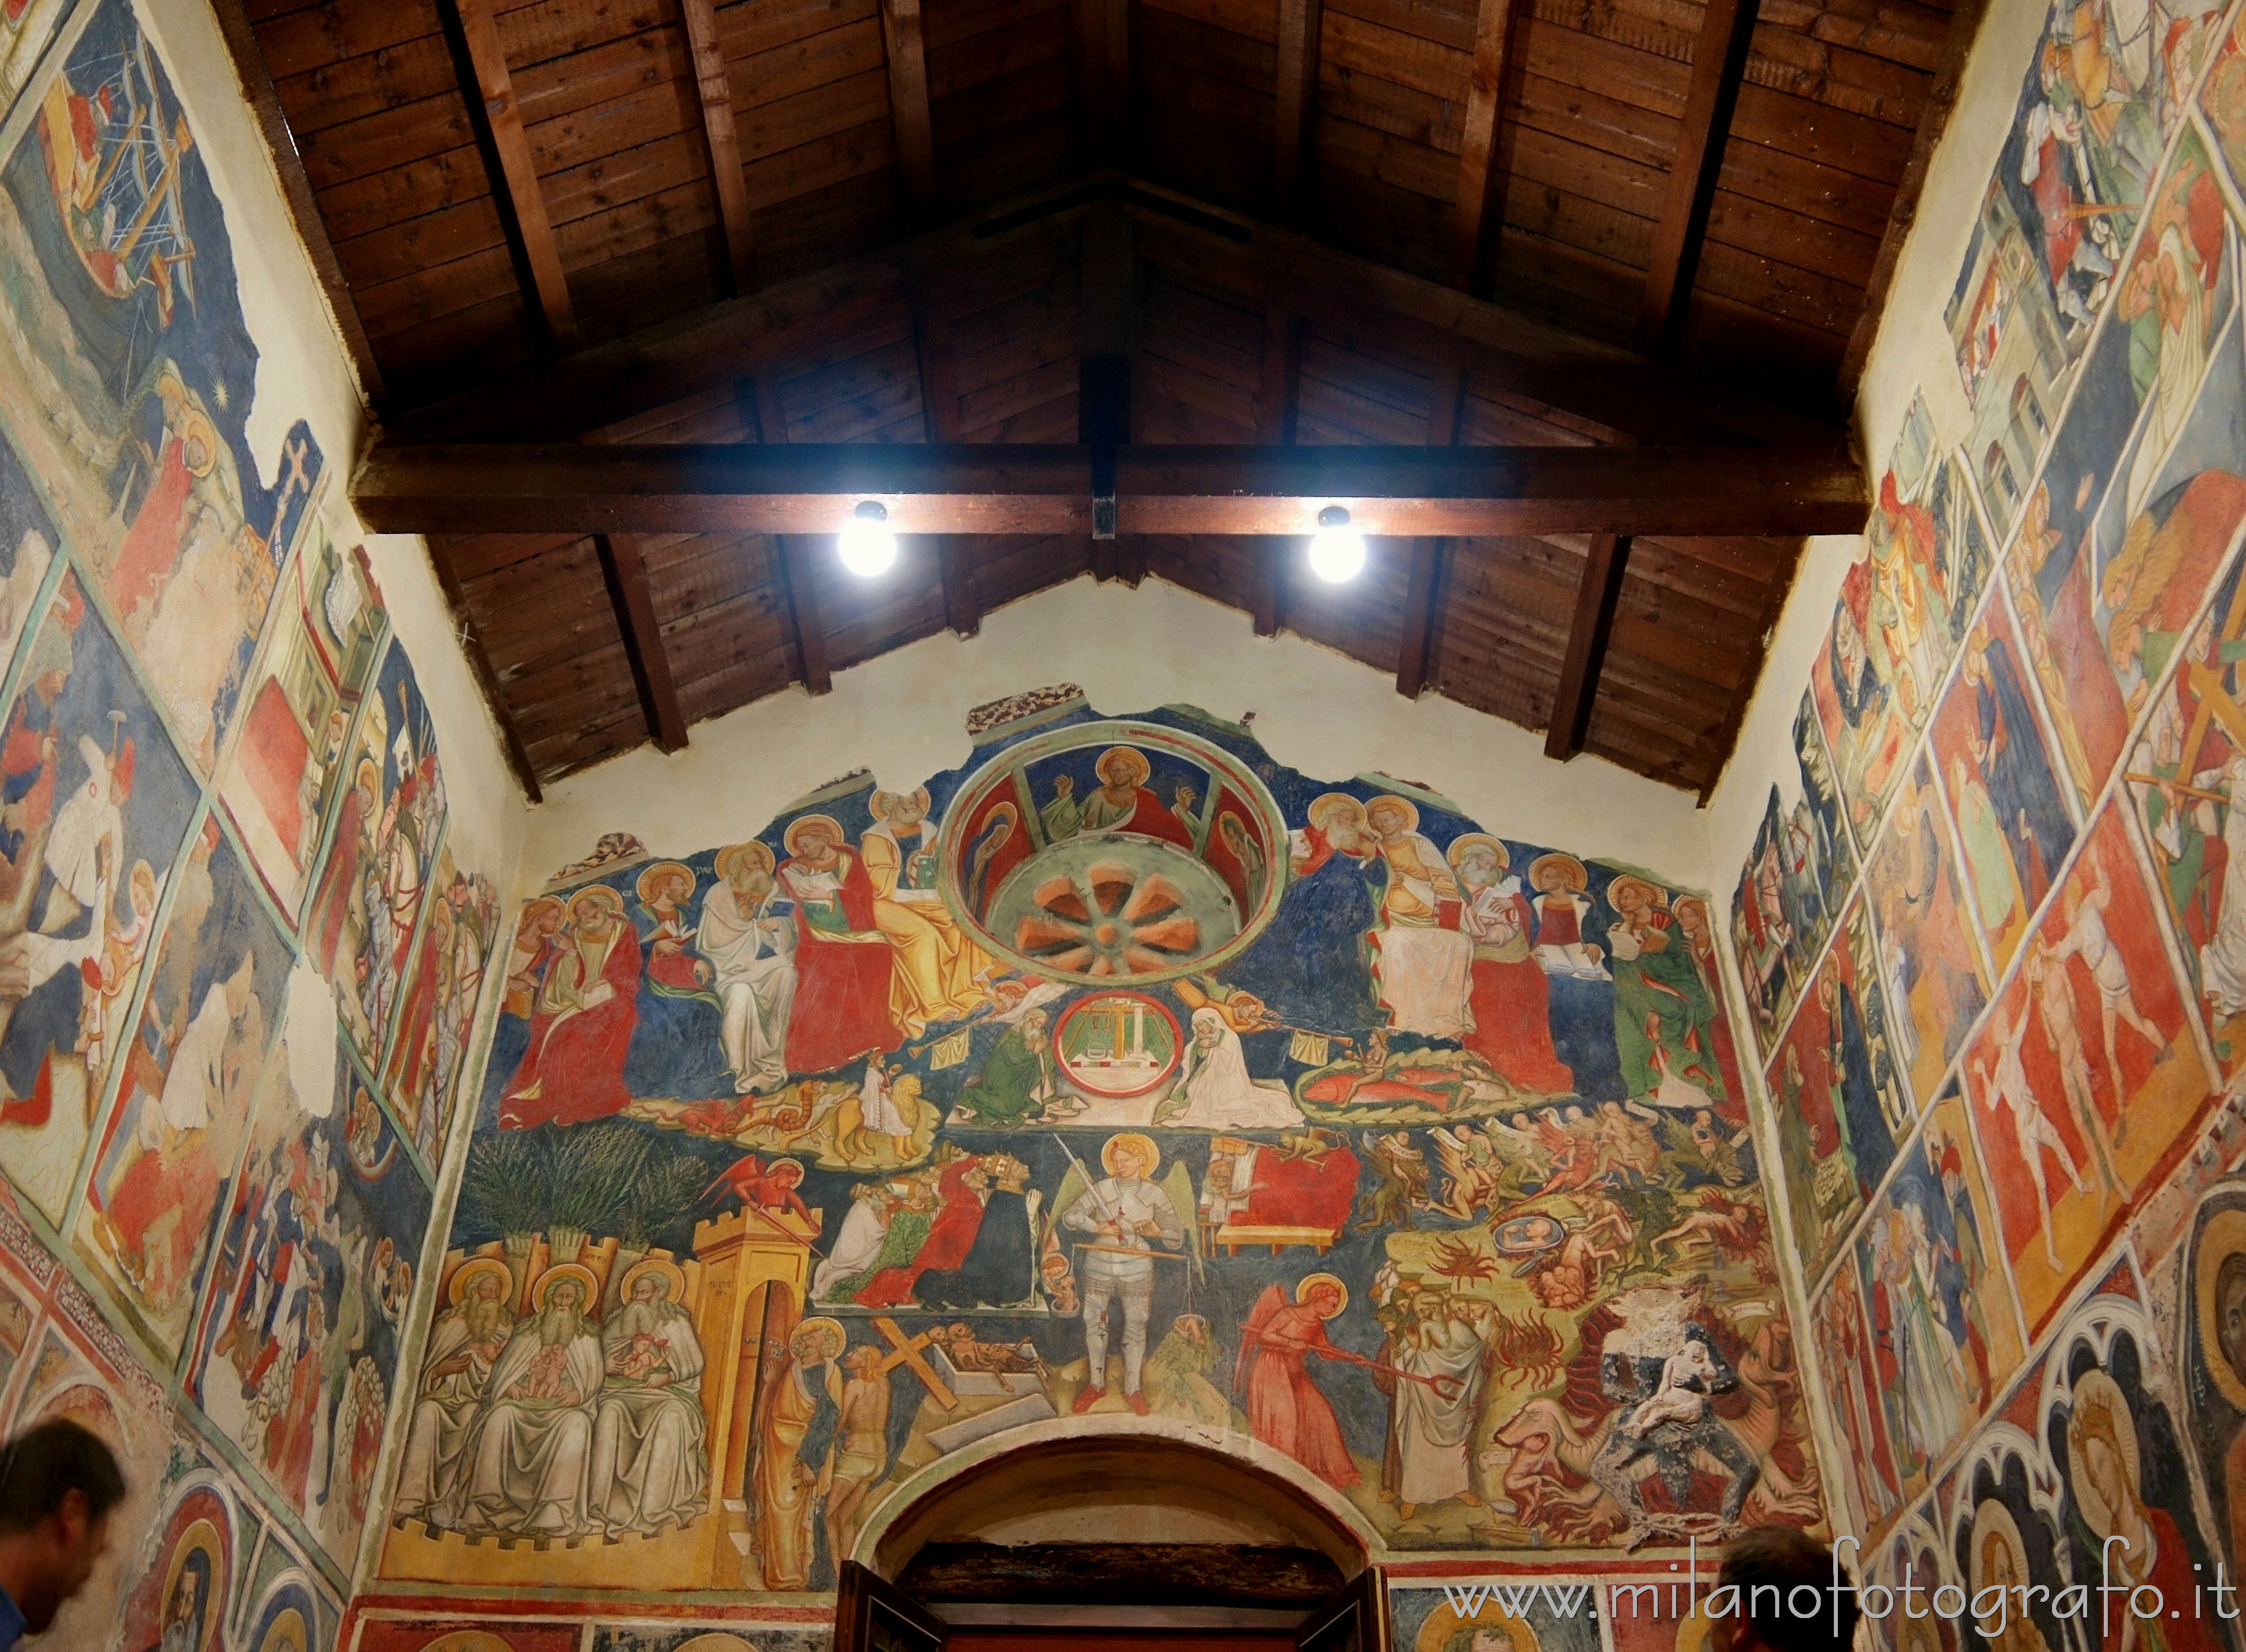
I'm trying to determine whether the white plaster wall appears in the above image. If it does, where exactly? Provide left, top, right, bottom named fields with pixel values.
left=519, top=573, right=1719, bottom=897
left=128, top=0, right=527, bottom=895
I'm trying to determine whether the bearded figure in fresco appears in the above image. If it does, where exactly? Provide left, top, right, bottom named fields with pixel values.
left=862, top=788, right=990, bottom=1036
left=500, top=886, right=642, bottom=1129
left=391, top=1260, right=515, bottom=1527
left=436, top=1269, right=604, bottom=1537
left=588, top=1266, right=708, bottom=1537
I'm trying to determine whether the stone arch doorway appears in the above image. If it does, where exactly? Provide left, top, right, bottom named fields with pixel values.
left=836, top=1423, right=1388, bottom=1652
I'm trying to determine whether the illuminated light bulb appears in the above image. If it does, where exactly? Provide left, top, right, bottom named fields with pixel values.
left=837, top=500, right=897, bottom=576
left=1306, top=504, right=1366, bottom=583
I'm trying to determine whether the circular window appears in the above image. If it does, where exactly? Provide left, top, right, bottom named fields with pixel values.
left=937, top=718, right=1290, bottom=986
left=1053, top=991, right=1183, bottom=1097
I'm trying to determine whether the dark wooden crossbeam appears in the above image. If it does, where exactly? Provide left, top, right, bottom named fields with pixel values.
left=439, top=0, right=575, bottom=344
left=679, top=0, right=757, bottom=294
left=1635, top=0, right=1759, bottom=358
left=353, top=441, right=1867, bottom=537
left=425, top=536, right=543, bottom=801
left=753, top=378, right=835, bottom=696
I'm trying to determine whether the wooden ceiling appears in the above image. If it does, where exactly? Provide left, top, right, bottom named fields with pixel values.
left=220, top=0, right=1969, bottom=796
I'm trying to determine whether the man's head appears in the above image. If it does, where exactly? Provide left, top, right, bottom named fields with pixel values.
left=0, top=1419, right=125, bottom=1632
left=1710, top=1526, right=1859, bottom=1652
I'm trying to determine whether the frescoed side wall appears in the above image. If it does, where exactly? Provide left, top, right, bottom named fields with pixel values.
left=0, top=0, right=522, bottom=1643
left=1704, top=0, right=2246, bottom=1643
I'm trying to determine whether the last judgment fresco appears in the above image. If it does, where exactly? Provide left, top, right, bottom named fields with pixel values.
left=378, top=696, right=1818, bottom=1600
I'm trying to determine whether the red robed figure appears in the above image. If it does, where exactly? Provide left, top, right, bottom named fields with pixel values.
left=500, top=889, right=643, bottom=1128
left=777, top=820, right=902, bottom=1075
left=856, top=1153, right=986, bottom=1307
left=1236, top=1282, right=1361, bottom=1488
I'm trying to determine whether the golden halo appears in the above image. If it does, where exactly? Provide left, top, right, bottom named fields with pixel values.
left=872, top=786, right=932, bottom=821
left=519, top=895, right=566, bottom=930
left=530, top=1262, right=600, bottom=1310
left=1365, top=794, right=1419, bottom=832
left=1296, top=1272, right=1347, bottom=1316
left=1608, top=874, right=1669, bottom=910
left=1445, top=833, right=1510, bottom=876
left=2194, top=1206, right=2246, bottom=1410
left=675, top=1638, right=759, bottom=1652
left=1528, top=853, right=1588, bottom=893
left=354, top=757, right=380, bottom=793
left=715, top=840, right=776, bottom=882
left=568, top=884, right=624, bottom=919
left=635, top=860, right=696, bottom=905
left=420, top=1636, right=518, bottom=1652
left=256, top=1608, right=307, bottom=1652
left=181, top=409, right=220, bottom=478
left=1416, top=1595, right=1539, bottom=1652
left=620, top=1256, right=688, bottom=1303
left=1307, top=793, right=1366, bottom=833
left=1967, top=1497, right=2031, bottom=1598
left=785, top=813, right=847, bottom=857
left=2065, top=1369, right=2140, bottom=1539
left=1101, top=1132, right=1160, bottom=1176
left=446, top=1257, right=512, bottom=1307
left=1095, top=746, right=1151, bottom=788
left=159, top=1517, right=222, bottom=1652
left=791, top=1315, right=847, bottom=1364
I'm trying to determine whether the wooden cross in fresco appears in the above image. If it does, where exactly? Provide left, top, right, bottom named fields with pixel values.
left=871, top=1315, right=958, bottom=1409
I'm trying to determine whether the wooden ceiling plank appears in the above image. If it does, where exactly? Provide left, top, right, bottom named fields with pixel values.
left=1447, top=0, right=1513, bottom=290
left=353, top=439, right=1867, bottom=535
left=1543, top=529, right=1630, bottom=760
left=1253, top=301, right=1300, bottom=636
left=1394, top=536, right=1444, bottom=698
left=1636, top=0, right=1765, bottom=358
left=439, top=0, right=577, bottom=342
left=595, top=532, right=692, bottom=750
left=882, top=0, right=942, bottom=215
left=679, top=0, right=759, bottom=294
left=1273, top=0, right=1324, bottom=223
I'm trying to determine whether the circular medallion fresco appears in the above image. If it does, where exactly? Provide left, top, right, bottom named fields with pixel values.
left=1053, top=990, right=1183, bottom=1097
left=937, top=718, right=1289, bottom=985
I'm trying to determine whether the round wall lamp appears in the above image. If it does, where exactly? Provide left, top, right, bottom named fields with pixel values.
left=1307, top=505, right=1366, bottom=583
left=837, top=500, right=899, bottom=576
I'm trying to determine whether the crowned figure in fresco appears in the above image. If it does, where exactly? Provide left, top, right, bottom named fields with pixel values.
left=775, top=814, right=901, bottom=1075
left=499, top=886, right=642, bottom=1128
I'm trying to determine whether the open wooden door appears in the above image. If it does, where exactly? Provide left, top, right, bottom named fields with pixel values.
left=838, top=1559, right=948, bottom=1652
left=1295, top=1567, right=1389, bottom=1652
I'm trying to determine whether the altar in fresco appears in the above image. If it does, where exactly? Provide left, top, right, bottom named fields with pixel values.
left=379, top=694, right=1819, bottom=1602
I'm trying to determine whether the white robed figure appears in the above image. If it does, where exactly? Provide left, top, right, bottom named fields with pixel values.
left=1392, top=1304, right=1490, bottom=1507
left=1364, top=795, right=1474, bottom=1037
left=698, top=842, right=798, bottom=1094
left=589, top=1263, right=709, bottom=1536
left=437, top=1267, right=604, bottom=1536
left=391, top=1259, right=515, bottom=1521
left=1162, top=1009, right=1302, bottom=1129
left=810, top=1183, right=893, bottom=1300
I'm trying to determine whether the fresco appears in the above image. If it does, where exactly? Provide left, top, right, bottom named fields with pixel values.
left=381, top=847, right=499, bottom=1167
left=1863, top=753, right=1992, bottom=1106
left=378, top=699, right=1808, bottom=1602
left=1760, top=894, right=1914, bottom=1281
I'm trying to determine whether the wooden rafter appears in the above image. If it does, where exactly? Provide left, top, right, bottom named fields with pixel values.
left=1447, top=0, right=1514, bottom=291
left=1396, top=358, right=1463, bottom=696
left=753, top=379, right=833, bottom=696
left=1082, top=202, right=1136, bottom=580
left=677, top=0, right=757, bottom=295
left=1544, top=532, right=1631, bottom=760
left=349, top=441, right=1863, bottom=535
left=1254, top=303, right=1298, bottom=637
left=425, top=536, right=543, bottom=802
left=595, top=532, right=690, bottom=751
left=1072, top=0, right=1131, bottom=164
left=1272, top=0, right=1323, bottom=224
left=881, top=0, right=940, bottom=217
left=1635, top=0, right=1760, bottom=358
left=913, top=298, right=979, bottom=634
left=439, top=0, right=575, bottom=344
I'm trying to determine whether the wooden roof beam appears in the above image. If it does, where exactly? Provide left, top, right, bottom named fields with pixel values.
left=1254, top=305, right=1298, bottom=636
left=1545, top=532, right=1631, bottom=759
left=1273, top=0, right=1322, bottom=224
left=439, top=0, right=575, bottom=345
left=1447, top=0, right=1514, bottom=290
left=1396, top=358, right=1464, bottom=697
left=754, top=379, right=833, bottom=696
left=425, top=536, right=543, bottom=801
left=1082, top=201, right=1137, bottom=578
left=1072, top=0, right=1130, bottom=164
left=1635, top=0, right=1760, bottom=359
left=881, top=0, right=940, bottom=219
left=352, top=441, right=1869, bottom=538
left=679, top=0, right=757, bottom=295
left=596, top=533, right=690, bottom=751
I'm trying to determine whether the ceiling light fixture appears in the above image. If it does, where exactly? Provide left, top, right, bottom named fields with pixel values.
left=837, top=500, right=897, bottom=576
left=1307, top=505, right=1366, bottom=583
